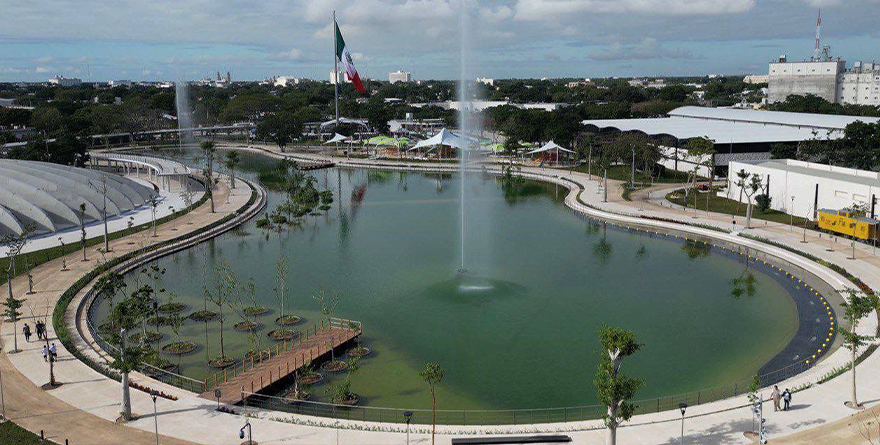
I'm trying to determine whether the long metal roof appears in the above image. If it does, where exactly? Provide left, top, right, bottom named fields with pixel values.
left=0, top=159, right=158, bottom=237
left=582, top=106, right=879, bottom=145
left=668, top=106, right=880, bottom=130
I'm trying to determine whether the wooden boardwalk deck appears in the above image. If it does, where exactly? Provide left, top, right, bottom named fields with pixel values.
left=200, top=317, right=361, bottom=405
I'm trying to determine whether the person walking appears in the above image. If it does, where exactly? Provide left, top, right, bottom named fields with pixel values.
left=771, top=385, right=782, bottom=412
left=23, top=323, right=32, bottom=342
left=49, top=343, right=57, bottom=361
left=782, top=388, right=792, bottom=411
left=35, top=321, right=44, bottom=340
left=41, top=344, right=48, bottom=363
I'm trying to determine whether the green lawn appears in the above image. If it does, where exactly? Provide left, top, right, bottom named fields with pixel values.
left=573, top=164, right=693, bottom=184
left=0, top=421, right=54, bottom=445
left=666, top=189, right=813, bottom=227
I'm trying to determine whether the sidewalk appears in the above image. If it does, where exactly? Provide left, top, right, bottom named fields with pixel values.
left=2, top=148, right=879, bottom=444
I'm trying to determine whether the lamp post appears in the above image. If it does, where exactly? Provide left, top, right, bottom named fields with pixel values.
left=239, top=421, right=252, bottom=445
left=678, top=402, right=687, bottom=445
left=0, top=346, right=6, bottom=423
left=153, top=300, right=160, bottom=354
left=151, top=390, right=159, bottom=445
left=403, top=411, right=413, bottom=445
left=790, top=196, right=795, bottom=231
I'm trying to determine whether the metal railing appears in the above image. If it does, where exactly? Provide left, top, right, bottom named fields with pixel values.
left=242, top=359, right=815, bottom=426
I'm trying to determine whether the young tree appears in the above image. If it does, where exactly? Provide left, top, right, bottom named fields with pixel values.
left=742, top=174, right=766, bottom=229
left=78, top=203, right=88, bottom=261
left=734, top=169, right=751, bottom=217
left=273, top=254, right=294, bottom=326
left=2, top=293, right=24, bottom=353
left=148, top=196, right=159, bottom=237
left=224, top=150, right=241, bottom=190
left=28, top=298, right=59, bottom=388
left=166, top=293, right=185, bottom=368
left=107, top=292, right=151, bottom=421
left=683, top=137, right=715, bottom=199
left=594, top=325, right=644, bottom=445
left=419, top=362, right=446, bottom=445
left=2, top=224, right=35, bottom=279
left=205, top=260, right=236, bottom=365
left=840, top=289, right=879, bottom=409
left=201, top=140, right=217, bottom=213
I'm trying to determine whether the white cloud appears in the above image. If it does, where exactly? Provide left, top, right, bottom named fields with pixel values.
left=35, top=66, right=52, bottom=73
left=514, top=0, right=755, bottom=20
left=479, top=6, right=514, bottom=23
left=275, top=49, right=303, bottom=60
left=589, top=38, right=696, bottom=61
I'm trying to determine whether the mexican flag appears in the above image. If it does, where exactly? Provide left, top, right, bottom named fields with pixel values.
left=335, top=21, right=366, bottom=93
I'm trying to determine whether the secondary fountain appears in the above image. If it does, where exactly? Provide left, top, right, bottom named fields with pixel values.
left=175, top=80, right=193, bottom=146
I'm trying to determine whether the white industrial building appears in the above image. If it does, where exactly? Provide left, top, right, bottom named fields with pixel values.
left=724, top=159, right=879, bottom=220
left=273, top=76, right=302, bottom=87
left=768, top=55, right=880, bottom=106
left=48, top=75, right=82, bottom=87
left=583, top=106, right=880, bottom=176
left=389, top=70, right=412, bottom=84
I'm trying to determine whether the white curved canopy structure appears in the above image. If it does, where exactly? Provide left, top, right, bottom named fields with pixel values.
left=0, top=159, right=159, bottom=237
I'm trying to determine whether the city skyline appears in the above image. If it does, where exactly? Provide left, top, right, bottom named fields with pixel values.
left=1, top=1, right=880, bottom=82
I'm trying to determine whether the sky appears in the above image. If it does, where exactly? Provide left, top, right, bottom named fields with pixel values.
left=1, top=0, right=880, bottom=82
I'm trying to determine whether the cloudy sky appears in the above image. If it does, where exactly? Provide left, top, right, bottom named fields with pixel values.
left=1, top=0, right=879, bottom=82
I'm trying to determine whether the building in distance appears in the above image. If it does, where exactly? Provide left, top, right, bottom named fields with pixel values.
left=389, top=70, right=412, bottom=84
left=48, top=75, right=82, bottom=87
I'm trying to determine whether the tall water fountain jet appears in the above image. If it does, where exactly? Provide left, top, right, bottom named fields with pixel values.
left=456, top=0, right=484, bottom=276
left=175, top=80, right=193, bottom=146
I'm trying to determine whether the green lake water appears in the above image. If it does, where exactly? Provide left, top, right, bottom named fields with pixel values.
left=92, top=150, right=799, bottom=411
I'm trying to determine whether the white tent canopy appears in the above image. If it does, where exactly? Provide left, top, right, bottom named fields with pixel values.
left=410, top=128, right=474, bottom=151
left=526, top=141, right=575, bottom=155
left=324, top=133, right=349, bottom=144
left=318, top=117, right=370, bottom=132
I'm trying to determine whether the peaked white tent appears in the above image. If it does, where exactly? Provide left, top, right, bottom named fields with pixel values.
left=526, top=141, right=576, bottom=166
left=526, top=141, right=575, bottom=155
left=324, top=133, right=349, bottom=144
left=410, top=128, right=472, bottom=152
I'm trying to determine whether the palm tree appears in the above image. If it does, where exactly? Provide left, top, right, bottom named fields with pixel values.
left=224, top=150, right=241, bottom=189
left=420, top=362, right=446, bottom=445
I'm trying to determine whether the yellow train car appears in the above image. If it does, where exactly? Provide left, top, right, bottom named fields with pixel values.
left=817, top=209, right=879, bottom=241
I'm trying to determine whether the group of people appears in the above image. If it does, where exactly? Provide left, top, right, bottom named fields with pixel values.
left=22, top=321, right=58, bottom=362
left=771, top=385, right=793, bottom=411
left=22, top=320, right=47, bottom=342
left=42, top=343, right=58, bottom=363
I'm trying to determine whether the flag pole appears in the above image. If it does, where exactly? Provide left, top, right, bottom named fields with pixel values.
left=333, top=10, right=339, bottom=141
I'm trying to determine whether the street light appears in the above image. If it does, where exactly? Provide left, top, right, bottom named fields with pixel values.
left=403, top=411, right=413, bottom=445
left=0, top=346, right=6, bottom=423
left=678, top=402, right=688, bottom=445
left=790, top=196, right=795, bottom=231
left=239, top=421, right=252, bottom=445
left=151, top=390, right=159, bottom=445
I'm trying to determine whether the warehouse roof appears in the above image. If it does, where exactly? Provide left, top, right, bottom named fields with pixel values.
left=668, top=106, right=880, bottom=131
left=582, top=106, right=879, bottom=145
left=731, top=159, right=880, bottom=189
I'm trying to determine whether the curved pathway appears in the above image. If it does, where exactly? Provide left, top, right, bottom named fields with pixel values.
left=2, top=146, right=879, bottom=444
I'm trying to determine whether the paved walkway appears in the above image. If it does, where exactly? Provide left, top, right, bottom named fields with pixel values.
left=2, top=147, right=879, bottom=444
